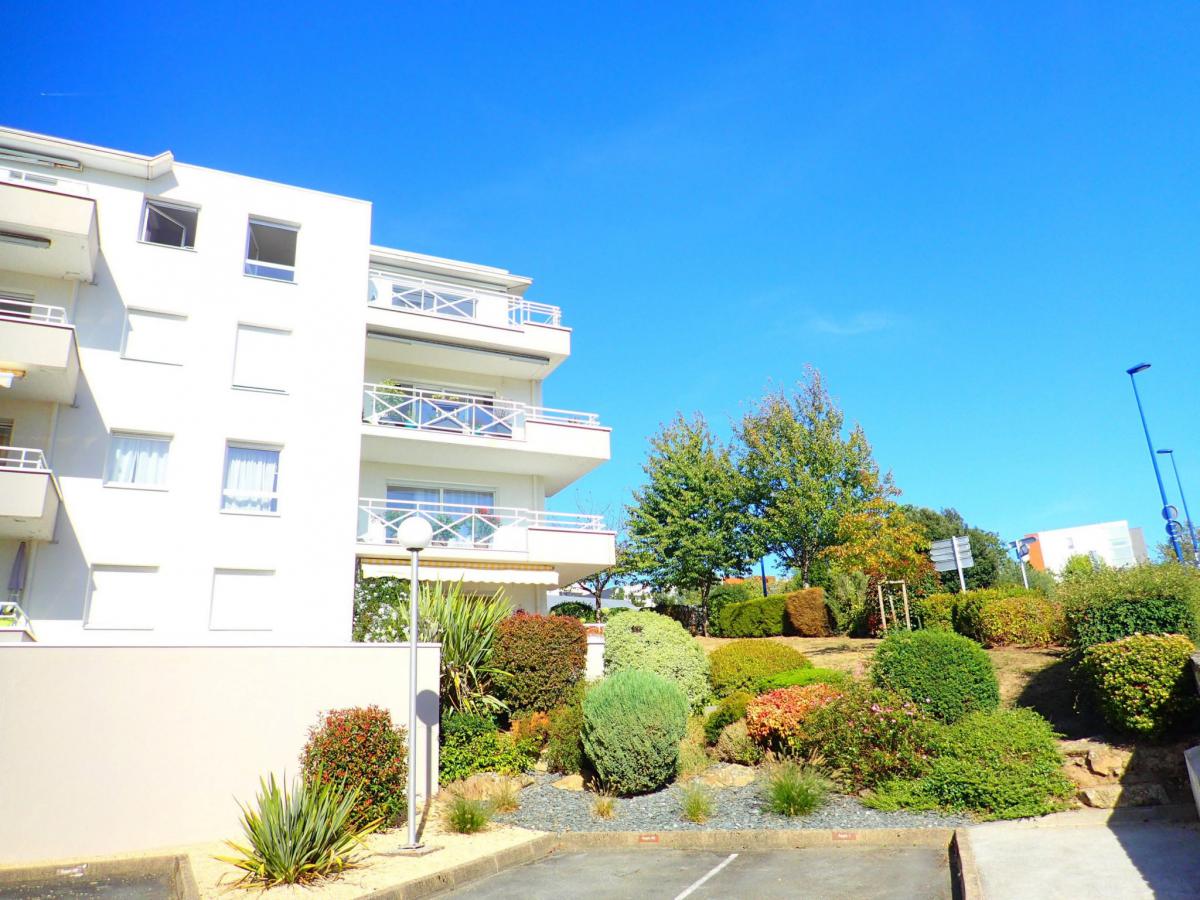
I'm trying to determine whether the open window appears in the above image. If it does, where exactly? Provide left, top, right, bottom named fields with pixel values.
left=244, top=218, right=298, bottom=282
left=141, top=199, right=198, bottom=249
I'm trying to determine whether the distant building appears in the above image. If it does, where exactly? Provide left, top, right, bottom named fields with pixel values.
left=1025, top=520, right=1144, bottom=573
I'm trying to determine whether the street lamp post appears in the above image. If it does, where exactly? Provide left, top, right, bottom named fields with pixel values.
left=1007, top=536, right=1037, bottom=589
left=396, top=515, right=433, bottom=851
left=1126, top=364, right=1185, bottom=563
left=1158, top=449, right=1198, bottom=566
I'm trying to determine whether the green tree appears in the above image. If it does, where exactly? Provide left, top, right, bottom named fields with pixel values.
left=1155, top=531, right=1197, bottom=565
left=904, top=506, right=1014, bottom=592
left=737, top=368, right=888, bottom=586
left=626, top=413, right=757, bottom=635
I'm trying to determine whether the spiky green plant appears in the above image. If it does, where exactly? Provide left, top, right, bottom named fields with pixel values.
left=679, top=783, right=715, bottom=823
left=764, top=762, right=830, bottom=817
left=216, top=773, right=378, bottom=886
left=444, top=793, right=493, bottom=834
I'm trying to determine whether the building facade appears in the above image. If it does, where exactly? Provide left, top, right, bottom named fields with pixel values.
left=0, top=127, right=613, bottom=644
left=1024, top=520, right=1145, bottom=574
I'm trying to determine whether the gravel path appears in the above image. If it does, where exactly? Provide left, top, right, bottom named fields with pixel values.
left=496, top=774, right=968, bottom=833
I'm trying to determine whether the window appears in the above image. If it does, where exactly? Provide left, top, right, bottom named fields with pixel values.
left=105, top=433, right=170, bottom=488
left=0, top=418, right=11, bottom=447
left=141, top=199, right=198, bottom=249
left=244, top=218, right=297, bottom=282
left=85, top=565, right=157, bottom=630
left=122, top=309, right=186, bottom=365
left=222, top=443, right=280, bottom=514
left=0, top=291, right=36, bottom=320
left=209, top=569, right=276, bottom=631
left=385, top=485, right=495, bottom=546
left=232, top=324, right=290, bottom=392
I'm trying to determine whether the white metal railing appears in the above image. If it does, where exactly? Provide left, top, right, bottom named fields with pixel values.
left=358, top=498, right=605, bottom=549
left=362, top=383, right=599, bottom=438
left=0, top=296, right=68, bottom=325
left=0, top=447, right=49, bottom=471
left=368, top=271, right=563, bottom=328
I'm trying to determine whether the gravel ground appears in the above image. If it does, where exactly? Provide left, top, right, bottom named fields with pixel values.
left=496, top=774, right=968, bottom=833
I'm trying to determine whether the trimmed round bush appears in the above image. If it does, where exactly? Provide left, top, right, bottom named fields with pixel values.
left=871, top=629, right=999, bottom=723
left=582, top=670, right=688, bottom=795
left=717, top=596, right=787, bottom=637
left=715, top=719, right=763, bottom=765
left=745, top=683, right=844, bottom=754
left=1080, top=633, right=1199, bottom=735
left=493, top=612, right=586, bottom=712
left=757, top=666, right=851, bottom=692
left=708, top=639, right=811, bottom=698
left=784, top=588, right=832, bottom=636
left=301, top=706, right=407, bottom=826
left=704, top=690, right=753, bottom=745
left=912, top=592, right=957, bottom=632
left=1059, top=563, right=1200, bottom=652
left=604, top=612, right=710, bottom=711
left=955, top=588, right=1065, bottom=648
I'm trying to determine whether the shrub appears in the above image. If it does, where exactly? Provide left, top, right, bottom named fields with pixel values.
left=549, top=600, right=598, bottom=622
left=756, top=667, right=851, bottom=692
left=826, top=569, right=870, bottom=635
left=510, top=710, right=551, bottom=748
left=1060, top=562, right=1200, bottom=652
left=582, top=670, right=689, bottom=795
left=218, top=773, right=376, bottom=887
left=678, top=717, right=712, bottom=780
left=707, top=582, right=760, bottom=635
left=745, top=684, right=844, bottom=754
left=439, top=713, right=538, bottom=783
left=764, top=762, right=829, bottom=817
left=604, top=612, right=710, bottom=711
left=955, top=588, right=1065, bottom=647
left=708, top=639, right=811, bottom=698
left=1080, top=634, right=1199, bottom=735
left=784, top=588, right=832, bottom=636
left=704, top=691, right=753, bottom=745
left=492, top=613, right=586, bottom=713
left=300, top=706, right=407, bottom=827
left=680, top=783, right=715, bottom=823
left=443, top=793, right=492, bottom=834
left=715, top=720, right=764, bottom=765
left=871, top=630, right=999, bottom=723
left=797, top=686, right=939, bottom=790
left=868, top=708, right=1073, bottom=820
left=718, top=596, right=788, bottom=637
left=911, top=592, right=957, bottom=632
left=544, top=693, right=586, bottom=774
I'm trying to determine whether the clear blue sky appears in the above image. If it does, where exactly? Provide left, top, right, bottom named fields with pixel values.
left=7, top=2, right=1200, bottom=555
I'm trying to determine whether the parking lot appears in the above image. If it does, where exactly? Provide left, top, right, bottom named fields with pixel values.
left=442, top=847, right=953, bottom=899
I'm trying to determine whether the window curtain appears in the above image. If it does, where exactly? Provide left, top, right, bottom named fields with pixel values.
left=108, top=436, right=169, bottom=486
left=222, top=446, right=279, bottom=512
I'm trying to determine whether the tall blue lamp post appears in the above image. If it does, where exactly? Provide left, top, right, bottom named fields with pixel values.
left=1126, top=364, right=1185, bottom=562
left=1158, top=448, right=1198, bottom=565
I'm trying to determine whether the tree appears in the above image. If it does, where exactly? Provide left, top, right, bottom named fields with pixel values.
left=904, top=506, right=1012, bottom=592
left=575, top=511, right=638, bottom=618
left=738, top=368, right=889, bottom=585
left=626, top=413, right=758, bottom=635
left=824, top=498, right=934, bottom=589
left=1156, top=531, right=1197, bottom=565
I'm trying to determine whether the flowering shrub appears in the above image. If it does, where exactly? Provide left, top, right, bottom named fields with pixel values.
left=796, top=686, right=939, bottom=790
left=300, top=706, right=407, bottom=826
left=708, top=639, right=810, bottom=698
left=493, top=613, right=587, bottom=712
left=745, top=684, right=843, bottom=753
left=1080, top=633, right=1199, bottom=735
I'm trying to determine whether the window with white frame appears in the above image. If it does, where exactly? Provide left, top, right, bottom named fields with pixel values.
left=232, top=324, right=290, bottom=392
left=0, top=290, right=37, bottom=321
left=122, top=309, right=186, bottom=365
left=105, top=432, right=170, bottom=488
left=85, top=565, right=157, bottom=630
left=209, top=568, right=277, bottom=631
left=221, top=443, right=280, bottom=513
left=384, top=484, right=496, bottom=546
left=244, top=218, right=298, bottom=282
left=141, top=199, right=199, bottom=249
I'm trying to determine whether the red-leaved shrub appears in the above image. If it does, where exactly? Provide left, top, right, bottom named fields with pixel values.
left=301, top=706, right=407, bottom=826
left=493, top=613, right=587, bottom=712
left=744, top=683, right=844, bottom=753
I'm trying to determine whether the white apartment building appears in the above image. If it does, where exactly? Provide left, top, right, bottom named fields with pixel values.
left=1024, top=520, right=1145, bottom=574
left=0, top=127, right=613, bottom=644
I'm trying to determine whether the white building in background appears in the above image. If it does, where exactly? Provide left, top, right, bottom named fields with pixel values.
left=1024, top=520, right=1146, bottom=574
left=0, top=127, right=613, bottom=644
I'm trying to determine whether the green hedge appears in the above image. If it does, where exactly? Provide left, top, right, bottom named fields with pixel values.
left=757, top=666, right=851, bottom=692
left=955, top=588, right=1065, bottom=647
left=1080, top=633, right=1199, bottom=735
left=1059, top=563, right=1200, bottom=652
left=871, top=630, right=999, bottom=723
left=582, top=670, right=688, bottom=795
left=717, top=596, right=788, bottom=637
left=493, top=613, right=587, bottom=712
left=604, top=612, right=710, bottom=711
left=708, top=639, right=810, bottom=698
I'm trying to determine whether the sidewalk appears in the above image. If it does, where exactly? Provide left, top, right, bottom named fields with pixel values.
left=966, top=807, right=1200, bottom=899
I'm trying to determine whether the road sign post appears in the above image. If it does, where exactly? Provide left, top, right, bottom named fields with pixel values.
left=930, top=536, right=974, bottom=593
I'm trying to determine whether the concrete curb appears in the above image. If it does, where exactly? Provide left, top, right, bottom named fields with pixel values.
left=0, top=854, right=198, bottom=900
left=362, top=834, right=559, bottom=899
left=951, top=829, right=983, bottom=900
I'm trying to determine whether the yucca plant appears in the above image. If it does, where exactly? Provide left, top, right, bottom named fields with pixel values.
left=216, top=773, right=378, bottom=887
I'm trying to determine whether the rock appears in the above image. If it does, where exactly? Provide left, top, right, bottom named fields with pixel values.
left=1086, top=748, right=1130, bottom=778
left=697, top=764, right=756, bottom=789
left=1078, top=783, right=1169, bottom=809
left=1064, top=765, right=1108, bottom=789
left=533, top=759, right=549, bottom=774
left=552, top=774, right=585, bottom=791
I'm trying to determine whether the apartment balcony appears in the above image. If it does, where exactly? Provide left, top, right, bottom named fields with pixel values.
left=0, top=169, right=98, bottom=282
left=0, top=298, right=80, bottom=403
left=356, top=498, right=615, bottom=587
left=365, top=272, right=571, bottom=379
left=0, top=448, right=59, bottom=541
left=360, top=384, right=610, bottom=496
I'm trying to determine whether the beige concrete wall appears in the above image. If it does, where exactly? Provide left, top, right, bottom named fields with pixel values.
left=0, top=643, right=440, bottom=864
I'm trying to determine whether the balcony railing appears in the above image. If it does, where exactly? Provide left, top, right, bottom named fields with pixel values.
left=0, top=296, right=68, bottom=325
left=358, top=498, right=605, bottom=550
left=0, top=447, right=49, bottom=471
left=363, top=383, right=600, bottom=440
left=368, top=271, right=563, bottom=328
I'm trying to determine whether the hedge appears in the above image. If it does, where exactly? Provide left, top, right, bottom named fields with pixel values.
left=955, top=588, right=1066, bottom=647
left=784, top=588, right=831, bottom=636
left=717, top=595, right=787, bottom=637
left=871, top=630, right=1000, bottom=723
left=1080, top=633, right=1199, bottom=735
left=493, top=613, right=587, bottom=712
left=709, top=638, right=811, bottom=698
left=1059, top=563, right=1200, bottom=652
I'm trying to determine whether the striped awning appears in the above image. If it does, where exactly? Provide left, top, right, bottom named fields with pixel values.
left=359, top=558, right=560, bottom=586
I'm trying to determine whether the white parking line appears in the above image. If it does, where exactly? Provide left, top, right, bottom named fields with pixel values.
left=673, top=852, right=739, bottom=900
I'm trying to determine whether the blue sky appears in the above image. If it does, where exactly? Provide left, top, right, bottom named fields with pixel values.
left=6, top=2, right=1200, bottom=556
